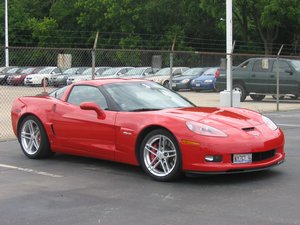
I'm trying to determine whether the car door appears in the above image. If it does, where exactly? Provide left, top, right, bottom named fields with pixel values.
left=51, top=85, right=117, bottom=160
left=270, top=60, right=298, bottom=94
left=248, top=59, right=272, bottom=93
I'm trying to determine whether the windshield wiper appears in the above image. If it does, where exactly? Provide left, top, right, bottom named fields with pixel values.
left=129, top=108, right=162, bottom=112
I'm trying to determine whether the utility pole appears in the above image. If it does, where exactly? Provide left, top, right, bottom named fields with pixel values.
left=5, top=0, right=9, bottom=66
left=226, top=0, right=232, bottom=103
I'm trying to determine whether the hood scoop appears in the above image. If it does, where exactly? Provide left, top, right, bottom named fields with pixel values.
left=242, top=127, right=255, bottom=131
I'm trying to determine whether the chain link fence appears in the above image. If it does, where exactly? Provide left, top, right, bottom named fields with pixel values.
left=1, top=46, right=300, bottom=140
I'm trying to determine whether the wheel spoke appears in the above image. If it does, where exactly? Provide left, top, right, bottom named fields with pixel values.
left=148, top=159, right=160, bottom=171
left=32, top=137, right=39, bottom=150
left=28, top=121, right=34, bottom=134
left=21, top=132, right=31, bottom=140
left=160, top=160, right=168, bottom=174
left=145, top=145, right=158, bottom=156
left=163, top=159, right=171, bottom=172
left=27, top=139, right=34, bottom=152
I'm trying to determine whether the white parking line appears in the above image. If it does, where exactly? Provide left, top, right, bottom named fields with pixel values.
left=0, top=163, right=63, bottom=178
left=277, top=124, right=300, bottom=128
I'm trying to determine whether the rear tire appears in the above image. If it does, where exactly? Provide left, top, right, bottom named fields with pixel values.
left=250, top=94, right=265, bottom=101
left=139, top=129, right=182, bottom=182
left=18, top=116, right=53, bottom=159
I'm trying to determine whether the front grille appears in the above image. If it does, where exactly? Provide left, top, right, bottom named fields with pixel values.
left=252, top=149, right=276, bottom=162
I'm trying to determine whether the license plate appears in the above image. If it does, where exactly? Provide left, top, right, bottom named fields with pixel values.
left=196, top=84, right=200, bottom=87
left=233, top=154, right=252, bottom=164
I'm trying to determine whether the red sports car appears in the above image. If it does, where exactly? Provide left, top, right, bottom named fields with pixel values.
left=11, top=79, right=285, bottom=181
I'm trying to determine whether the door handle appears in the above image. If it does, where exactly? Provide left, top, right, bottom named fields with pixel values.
left=251, top=74, right=256, bottom=77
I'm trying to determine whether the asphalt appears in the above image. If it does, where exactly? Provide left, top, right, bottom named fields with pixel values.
left=0, top=110, right=300, bottom=225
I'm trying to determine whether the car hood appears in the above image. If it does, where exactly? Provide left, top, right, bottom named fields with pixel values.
left=173, top=75, right=196, bottom=81
left=161, top=107, right=262, bottom=130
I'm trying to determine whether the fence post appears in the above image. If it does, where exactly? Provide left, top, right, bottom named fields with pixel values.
left=169, top=36, right=176, bottom=89
left=276, top=44, right=284, bottom=111
left=92, top=32, right=99, bottom=80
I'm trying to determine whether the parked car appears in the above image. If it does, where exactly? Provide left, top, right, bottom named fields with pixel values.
left=119, top=67, right=159, bottom=78
left=216, top=58, right=300, bottom=101
left=51, top=67, right=89, bottom=87
left=172, top=67, right=208, bottom=91
left=24, top=67, right=62, bottom=86
left=7, top=67, right=42, bottom=86
left=66, top=67, right=111, bottom=85
left=190, top=67, right=220, bottom=92
left=146, top=67, right=190, bottom=88
left=0, top=66, right=18, bottom=85
left=11, top=79, right=285, bottom=181
left=96, top=67, right=134, bottom=78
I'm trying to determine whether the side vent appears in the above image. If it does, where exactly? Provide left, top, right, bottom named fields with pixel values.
left=242, top=127, right=255, bottom=131
left=50, top=124, right=56, bottom=136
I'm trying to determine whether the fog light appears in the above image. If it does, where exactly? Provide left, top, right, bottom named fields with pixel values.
left=205, top=155, right=222, bottom=162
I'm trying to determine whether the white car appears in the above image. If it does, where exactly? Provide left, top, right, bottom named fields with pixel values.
left=67, top=67, right=111, bottom=85
left=24, top=67, right=62, bottom=86
left=96, top=67, right=134, bottom=79
left=146, top=67, right=189, bottom=87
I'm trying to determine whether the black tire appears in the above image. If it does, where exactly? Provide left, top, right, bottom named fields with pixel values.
left=163, top=80, right=169, bottom=89
left=18, top=116, right=53, bottom=159
left=139, top=129, right=182, bottom=182
left=250, top=94, right=265, bottom=101
left=233, top=83, right=247, bottom=102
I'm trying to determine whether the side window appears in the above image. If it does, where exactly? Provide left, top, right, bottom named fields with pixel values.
left=239, top=61, right=250, bottom=70
left=173, top=69, right=181, bottom=75
left=67, top=85, right=108, bottom=109
left=53, top=68, right=61, bottom=73
left=144, top=68, right=152, bottom=74
left=253, top=60, right=269, bottom=72
left=272, top=61, right=291, bottom=72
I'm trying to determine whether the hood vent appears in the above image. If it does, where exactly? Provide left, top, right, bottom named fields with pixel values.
left=242, top=127, right=255, bottom=131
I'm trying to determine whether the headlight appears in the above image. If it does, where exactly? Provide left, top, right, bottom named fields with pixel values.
left=181, top=79, right=190, bottom=84
left=262, top=115, right=278, bottom=130
left=186, top=121, right=227, bottom=137
left=204, top=79, right=213, bottom=83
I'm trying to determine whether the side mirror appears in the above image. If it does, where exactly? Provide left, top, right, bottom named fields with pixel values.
left=285, top=69, right=293, bottom=75
left=80, top=102, right=106, bottom=119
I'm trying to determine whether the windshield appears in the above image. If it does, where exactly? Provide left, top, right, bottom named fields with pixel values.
left=203, top=68, right=217, bottom=76
left=63, top=68, right=79, bottom=75
left=20, top=67, right=35, bottom=74
left=101, top=68, right=121, bottom=76
left=182, top=68, right=205, bottom=76
left=291, top=60, right=300, bottom=71
left=154, top=68, right=174, bottom=76
left=125, top=68, right=146, bottom=75
left=39, top=67, right=55, bottom=74
left=103, top=81, right=194, bottom=111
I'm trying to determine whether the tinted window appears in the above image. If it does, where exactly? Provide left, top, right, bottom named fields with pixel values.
left=67, top=85, right=108, bottom=109
left=272, top=61, right=291, bottom=72
left=49, top=86, right=69, bottom=100
left=253, top=60, right=270, bottom=72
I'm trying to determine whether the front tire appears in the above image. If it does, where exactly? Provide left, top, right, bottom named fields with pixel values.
left=18, top=116, right=53, bottom=159
left=163, top=80, right=169, bottom=89
left=139, top=129, right=182, bottom=182
left=233, top=83, right=247, bottom=102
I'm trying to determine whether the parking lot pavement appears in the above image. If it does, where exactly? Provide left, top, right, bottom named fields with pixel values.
left=0, top=110, right=300, bottom=225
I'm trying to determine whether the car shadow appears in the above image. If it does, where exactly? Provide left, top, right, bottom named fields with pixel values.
left=48, top=153, right=284, bottom=185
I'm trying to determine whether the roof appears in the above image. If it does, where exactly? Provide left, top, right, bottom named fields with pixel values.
left=75, top=78, right=150, bottom=86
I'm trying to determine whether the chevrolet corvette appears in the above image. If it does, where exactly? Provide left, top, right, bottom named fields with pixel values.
left=11, top=79, right=285, bottom=181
